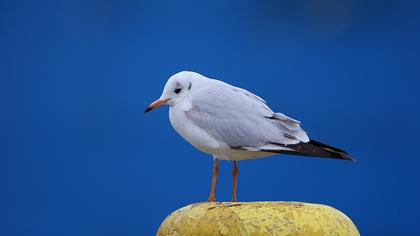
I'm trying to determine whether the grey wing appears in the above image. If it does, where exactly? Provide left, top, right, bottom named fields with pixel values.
left=187, top=84, right=309, bottom=152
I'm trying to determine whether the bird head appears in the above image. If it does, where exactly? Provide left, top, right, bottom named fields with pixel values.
left=145, top=71, right=207, bottom=112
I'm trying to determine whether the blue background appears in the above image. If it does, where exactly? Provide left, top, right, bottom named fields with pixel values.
left=1, top=0, right=419, bottom=235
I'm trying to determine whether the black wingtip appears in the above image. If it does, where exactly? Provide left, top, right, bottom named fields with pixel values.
left=309, top=139, right=356, bottom=161
left=258, top=139, right=356, bottom=162
left=339, top=152, right=356, bottom=162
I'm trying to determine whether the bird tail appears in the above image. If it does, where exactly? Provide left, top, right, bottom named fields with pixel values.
left=263, top=139, right=355, bottom=161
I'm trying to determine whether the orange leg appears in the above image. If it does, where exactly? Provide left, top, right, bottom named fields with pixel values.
left=232, top=160, right=238, bottom=202
left=208, top=159, right=219, bottom=202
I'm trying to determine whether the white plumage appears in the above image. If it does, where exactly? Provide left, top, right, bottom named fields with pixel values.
left=161, top=71, right=310, bottom=160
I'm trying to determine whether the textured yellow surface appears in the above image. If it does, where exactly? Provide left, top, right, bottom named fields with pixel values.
left=156, top=202, right=359, bottom=236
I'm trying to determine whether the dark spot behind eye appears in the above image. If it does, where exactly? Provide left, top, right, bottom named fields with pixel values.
left=188, top=82, right=192, bottom=90
left=174, top=88, right=182, bottom=94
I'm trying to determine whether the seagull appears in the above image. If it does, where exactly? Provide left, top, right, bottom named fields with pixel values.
left=145, top=71, right=354, bottom=202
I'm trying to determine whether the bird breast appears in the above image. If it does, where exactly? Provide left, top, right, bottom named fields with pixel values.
left=169, top=100, right=226, bottom=157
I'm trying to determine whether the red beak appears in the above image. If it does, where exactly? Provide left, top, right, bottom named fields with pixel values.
left=144, top=98, right=170, bottom=113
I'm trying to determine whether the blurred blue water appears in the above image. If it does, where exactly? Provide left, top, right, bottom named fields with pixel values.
left=1, top=0, right=419, bottom=235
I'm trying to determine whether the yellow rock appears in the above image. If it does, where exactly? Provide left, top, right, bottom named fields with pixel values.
left=156, top=202, right=359, bottom=236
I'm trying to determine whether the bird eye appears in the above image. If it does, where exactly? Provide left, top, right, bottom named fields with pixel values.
left=174, top=88, right=182, bottom=94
